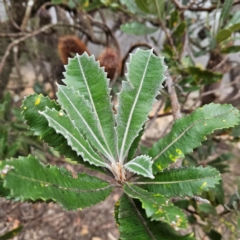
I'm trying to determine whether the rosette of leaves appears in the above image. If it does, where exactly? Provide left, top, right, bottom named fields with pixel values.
left=1, top=49, right=240, bottom=239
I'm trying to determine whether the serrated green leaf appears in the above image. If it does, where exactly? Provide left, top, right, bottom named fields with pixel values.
left=0, top=155, right=113, bottom=210
left=124, top=183, right=187, bottom=228
left=215, top=29, right=232, bottom=43
left=120, top=22, right=158, bottom=36
left=56, top=85, right=113, bottom=162
left=63, top=53, right=116, bottom=160
left=134, top=166, right=221, bottom=198
left=21, top=94, right=98, bottom=171
left=149, top=103, right=240, bottom=172
left=124, top=155, right=154, bottom=179
left=116, top=49, right=166, bottom=163
left=40, top=107, right=110, bottom=169
left=220, top=0, right=234, bottom=28
left=118, top=194, right=195, bottom=240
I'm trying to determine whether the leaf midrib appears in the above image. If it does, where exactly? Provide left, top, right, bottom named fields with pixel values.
left=133, top=175, right=217, bottom=185
left=77, top=56, right=115, bottom=161
left=125, top=183, right=164, bottom=205
left=125, top=161, right=151, bottom=177
left=152, top=109, right=234, bottom=162
left=127, top=195, right=158, bottom=240
left=59, top=87, right=113, bottom=162
left=7, top=172, right=114, bottom=193
left=119, top=51, right=152, bottom=162
left=41, top=109, right=110, bottom=169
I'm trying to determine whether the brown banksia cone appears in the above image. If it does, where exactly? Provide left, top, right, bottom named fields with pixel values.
left=58, top=35, right=90, bottom=64
left=98, top=47, right=121, bottom=80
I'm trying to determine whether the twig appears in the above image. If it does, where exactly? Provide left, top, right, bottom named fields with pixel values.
left=166, top=72, right=182, bottom=121
left=167, top=72, right=183, bottom=167
left=0, top=24, right=54, bottom=73
left=159, top=21, right=178, bottom=57
left=121, top=43, right=158, bottom=76
left=192, top=196, right=210, bottom=204
left=3, top=0, right=22, bottom=31
left=211, top=55, right=229, bottom=71
left=39, top=2, right=77, bottom=14
left=13, top=45, right=23, bottom=94
left=188, top=75, right=240, bottom=108
left=158, top=119, right=174, bottom=139
left=0, top=22, right=108, bottom=74
left=86, top=13, right=120, bottom=53
left=148, top=109, right=191, bottom=120
left=146, top=99, right=165, bottom=130
left=0, top=32, right=25, bottom=37
left=20, top=0, right=35, bottom=31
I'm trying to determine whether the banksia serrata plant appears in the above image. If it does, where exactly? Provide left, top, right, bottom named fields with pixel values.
left=58, top=35, right=90, bottom=64
left=98, top=47, right=121, bottom=80
left=1, top=49, right=240, bottom=239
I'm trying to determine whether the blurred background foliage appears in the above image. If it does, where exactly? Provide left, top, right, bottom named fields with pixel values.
left=0, top=0, right=240, bottom=239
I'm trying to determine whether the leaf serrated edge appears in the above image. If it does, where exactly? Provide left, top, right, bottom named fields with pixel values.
left=124, top=155, right=154, bottom=179
left=117, top=49, right=167, bottom=163
left=133, top=166, right=221, bottom=197
left=21, top=94, right=60, bottom=137
left=39, top=107, right=110, bottom=169
left=75, top=53, right=116, bottom=161
left=2, top=155, right=114, bottom=210
left=152, top=103, right=240, bottom=162
left=124, top=183, right=187, bottom=228
left=57, top=85, right=114, bottom=162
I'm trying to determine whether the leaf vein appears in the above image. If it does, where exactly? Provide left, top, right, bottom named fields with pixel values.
left=59, top=87, right=113, bottom=162
left=76, top=56, right=114, bottom=160
left=42, top=110, right=109, bottom=169
left=119, top=51, right=152, bottom=162
left=152, top=110, right=234, bottom=162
